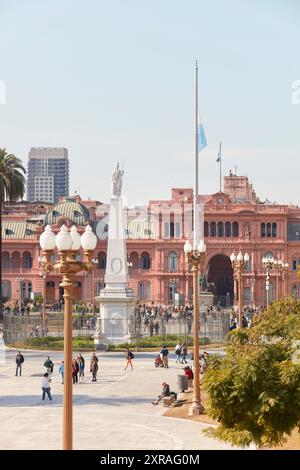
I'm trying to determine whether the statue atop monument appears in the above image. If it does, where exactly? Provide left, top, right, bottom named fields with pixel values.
left=112, top=162, right=124, bottom=198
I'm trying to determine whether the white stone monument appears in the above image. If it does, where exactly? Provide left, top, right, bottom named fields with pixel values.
left=94, top=163, right=136, bottom=346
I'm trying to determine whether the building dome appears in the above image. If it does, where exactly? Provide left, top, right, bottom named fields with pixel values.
left=44, top=198, right=90, bottom=226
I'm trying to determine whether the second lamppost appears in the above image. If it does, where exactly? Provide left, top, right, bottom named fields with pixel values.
left=184, top=239, right=206, bottom=415
left=230, top=251, right=249, bottom=328
left=39, top=224, right=97, bottom=450
left=262, top=256, right=275, bottom=308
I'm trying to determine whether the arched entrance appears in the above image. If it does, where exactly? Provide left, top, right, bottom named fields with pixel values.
left=207, top=254, right=234, bottom=306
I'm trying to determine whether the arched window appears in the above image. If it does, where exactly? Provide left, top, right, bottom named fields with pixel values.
left=204, top=221, right=209, bottom=237
left=264, top=251, right=274, bottom=260
left=141, top=252, right=151, bottom=270
left=1, top=252, right=11, bottom=270
left=97, top=252, right=107, bottom=270
left=129, top=252, right=139, bottom=269
left=272, top=223, right=277, bottom=238
left=267, top=223, right=271, bottom=237
left=225, top=222, right=231, bottom=237
left=261, top=223, right=266, bottom=237
left=210, top=222, right=216, bottom=237
left=217, top=222, right=224, bottom=237
left=232, top=222, right=239, bottom=237
left=168, top=251, right=178, bottom=272
left=138, top=282, right=151, bottom=300
left=11, top=252, right=21, bottom=271
left=2, top=280, right=12, bottom=300
left=22, top=252, right=32, bottom=269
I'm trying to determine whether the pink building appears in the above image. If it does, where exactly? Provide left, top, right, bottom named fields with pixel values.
left=2, top=173, right=300, bottom=307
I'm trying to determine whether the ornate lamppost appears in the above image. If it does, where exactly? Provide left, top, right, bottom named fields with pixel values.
left=39, top=223, right=97, bottom=450
left=230, top=251, right=249, bottom=328
left=273, top=259, right=289, bottom=300
left=184, top=239, right=206, bottom=415
left=262, top=256, right=275, bottom=308
left=282, top=262, right=289, bottom=297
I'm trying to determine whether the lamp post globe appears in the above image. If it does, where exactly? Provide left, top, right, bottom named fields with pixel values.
left=55, top=224, right=73, bottom=251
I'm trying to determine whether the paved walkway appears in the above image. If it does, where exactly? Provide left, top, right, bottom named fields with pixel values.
left=0, top=346, right=236, bottom=450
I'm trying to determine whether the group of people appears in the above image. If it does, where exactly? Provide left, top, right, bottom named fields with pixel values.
left=174, top=343, right=188, bottom=364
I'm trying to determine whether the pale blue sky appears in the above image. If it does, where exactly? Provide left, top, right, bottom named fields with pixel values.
left=0, top=0, right=299, bottom=205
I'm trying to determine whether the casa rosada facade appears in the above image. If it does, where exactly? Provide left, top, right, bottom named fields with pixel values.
left=2, top=173, right=300, bottom=308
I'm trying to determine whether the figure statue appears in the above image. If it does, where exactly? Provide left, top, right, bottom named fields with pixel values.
left=112, top=162, right=124, bottom=198
left=243, top=223, right=250, bottom=238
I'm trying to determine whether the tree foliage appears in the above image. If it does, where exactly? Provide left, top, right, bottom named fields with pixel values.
left=203, top=297, right=300, bottom=448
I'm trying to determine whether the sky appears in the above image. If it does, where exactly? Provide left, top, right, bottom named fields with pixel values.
left=0, top=0, right=299, bottom=206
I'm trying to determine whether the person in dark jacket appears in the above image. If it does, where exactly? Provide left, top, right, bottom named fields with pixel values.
left=72, top=359, right=79, bottom=384
left=15, top=351, right=24, bottom=376
left=152, top=382, right=171, bottom=404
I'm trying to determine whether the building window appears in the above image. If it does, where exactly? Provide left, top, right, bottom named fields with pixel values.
left=2, top=280, right=12, bottom=300
left=167, top=251, right=178, bottom=272
left=232, top=222, right=239, bottom=237
left=175, top=222, right=181, bottom=238
left=261, top=223, right=266, bottom=237
left=293, top=285, right=300, bottom=299
left=292, top=258, right=300, bottom=271
left=164, top=222, right=170, bottom=238
left=141, top=252, right=151, bottom=270
left=272, top=223, right=277, bottom=238
left=139, top=282, right=150, bottom=300
left=267, top=223, right=271, bottom=237
left=170, top=222, right=175, bottom=238
left=204, top=221, right=209, bottom=237
left=225, top=222, right=231, bottom=237
left=217, top=222, right=224, bottom=237
left=22, top=252, right=33, bottom=269
left=98, top=252, right=107, bottom=270
left=168, top=281, right=177, bottom=303
left=210, top=222, right=216, bottom=237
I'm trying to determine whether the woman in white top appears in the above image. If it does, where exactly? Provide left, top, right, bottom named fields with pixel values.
left=42, top=373, right=52, bottom=401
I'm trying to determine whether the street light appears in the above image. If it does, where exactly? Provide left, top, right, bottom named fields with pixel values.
left=262, top=256, right=275, bottom=308
left=39, top=224, right=97, bottom=450
left=230, top=251, right=249, bottom=328
left=273, top=259, right=289, bottom=300
left=184, top=238, right=206, bottom=415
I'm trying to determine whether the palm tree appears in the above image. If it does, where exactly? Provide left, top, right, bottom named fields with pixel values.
left=0, top=149, right=26, bottom=318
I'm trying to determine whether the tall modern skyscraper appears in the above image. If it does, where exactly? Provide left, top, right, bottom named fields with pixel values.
left=27, top=147, right=69, bottom=203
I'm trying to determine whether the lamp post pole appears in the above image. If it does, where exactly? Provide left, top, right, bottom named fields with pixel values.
left=230, top=252, right=249, bottom=328
left=262, top=257, right=275, bottom=308
left=39, top=224, right=97, bottom=450
left=184, top=239, right=206, bottom=416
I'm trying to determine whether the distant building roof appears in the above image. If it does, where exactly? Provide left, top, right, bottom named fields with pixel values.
left=2, top=221, right=38, bottom=239
left=44, top=198, right=90, bottom=226
left=126, top=221, right=154, bottom=239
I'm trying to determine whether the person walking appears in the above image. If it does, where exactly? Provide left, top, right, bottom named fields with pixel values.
left=77, top=353, right=85, bottom=381
left=15, top=351, right=24, bottom=376
left=41, top=373, right=52, bottom=402
left=175, top=343, right=181, bottom=363
left=124, top=348, right=134, bottom=371
left=43, top=356, right=54, bottom=378
left=72, top=358, right=79, bottom=384
left=59, top=361, right=64, bottom=384
left=180, top=343, right=188, bottom=364
left=90, top=356, right=98, bottom=382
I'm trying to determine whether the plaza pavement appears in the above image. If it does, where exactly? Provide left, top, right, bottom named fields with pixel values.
left=0, top=345, right=236, bottom=450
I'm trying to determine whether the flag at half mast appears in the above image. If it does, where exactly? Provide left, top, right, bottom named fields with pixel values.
left=198, top=122, right=207, bottom=153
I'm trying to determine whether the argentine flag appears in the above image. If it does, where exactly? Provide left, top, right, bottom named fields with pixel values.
left=198, top=123, right=207, bottom=153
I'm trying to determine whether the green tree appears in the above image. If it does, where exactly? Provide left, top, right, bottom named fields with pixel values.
left=203, top=297, right=300, bottom=448
left=0, top=149, right=26, bottom=318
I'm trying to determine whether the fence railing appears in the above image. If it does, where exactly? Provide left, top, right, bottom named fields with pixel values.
left=3, top=311, right=230, bottom=349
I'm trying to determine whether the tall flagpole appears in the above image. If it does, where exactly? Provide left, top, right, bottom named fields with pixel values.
left=219, top=141, right=222, bottom=192
left=194, top=61, right=199, bottom=250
